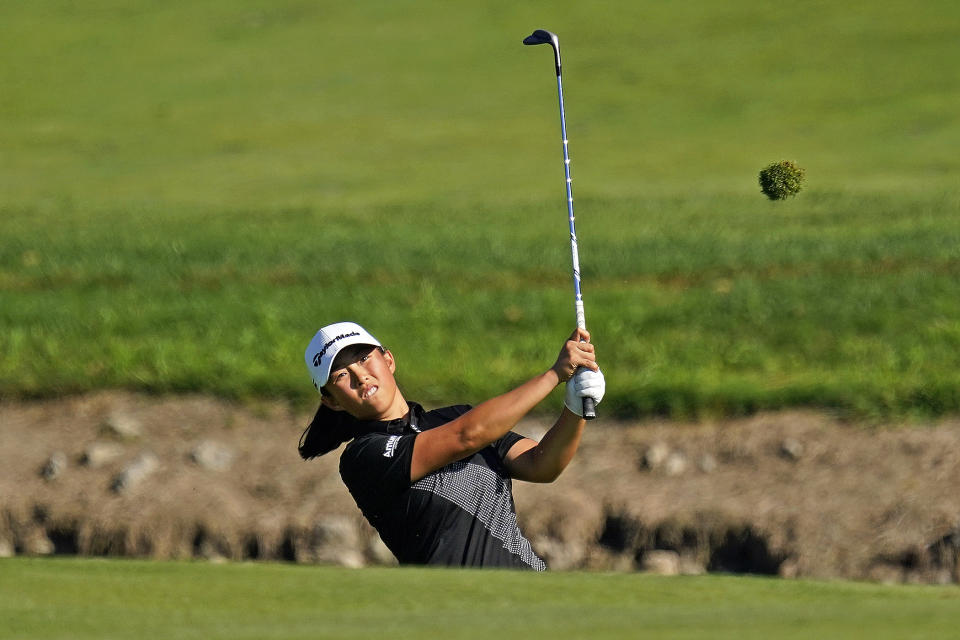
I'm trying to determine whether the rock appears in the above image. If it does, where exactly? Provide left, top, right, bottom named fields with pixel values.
left=313, top=516, right=364, bottom=568
left=80, top=442, right=124, bottom=468
left=189, top=440, right=235, bottom=472
left=867, top=563, right=903, bottom=585
left=697, top=453, right=718, bottom=473
left=0, top=538, right=14, bottom=558
left=111, top=452, right=159, bottom=493
left=367, top=535, right=397, bottom=566
left=931, top=569, right=954, bottom=585
left=679, top=555, right=706, bottom=575
left=640, top=550, right=681, bottom=575
left=778, top=557, right=800, bottom=579
left=664, top=452, right=688, bottom=476
left=23, top=530, right=54, bottom=556
left=779, top=438, right=804, bottom=461
left=101, top=411, right=143, bottom=440
left=641, top=442, right=670, bottom=470
left=40, top=452, right=67, bottom=481
left=196, top=540, right=229, bottom=563
left=532, top=536, right=587, bottom=571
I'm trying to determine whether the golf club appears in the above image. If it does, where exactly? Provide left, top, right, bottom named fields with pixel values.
left=523, top=29, right=597, bottom=420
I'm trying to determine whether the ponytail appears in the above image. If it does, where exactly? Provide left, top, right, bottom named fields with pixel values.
left=298, top=404, right=360, bottom=459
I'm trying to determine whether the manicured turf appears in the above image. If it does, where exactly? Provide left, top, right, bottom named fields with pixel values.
left=2, top=558, right=959, bottom=640
left=2, top=1, right=959, bottom=417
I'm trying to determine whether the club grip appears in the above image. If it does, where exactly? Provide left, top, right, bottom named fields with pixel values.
left=582, top=396, right=597, bottom=420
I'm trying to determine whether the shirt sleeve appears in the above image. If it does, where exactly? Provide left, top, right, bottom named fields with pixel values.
left=492, top=430, right=527, bottom=460
left=339, top=432, right=418, bottom=506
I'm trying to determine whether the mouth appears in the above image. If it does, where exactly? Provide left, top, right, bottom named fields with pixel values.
left=361, top=386, right=379, bottom=400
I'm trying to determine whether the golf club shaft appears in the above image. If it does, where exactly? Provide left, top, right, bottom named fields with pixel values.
left=525, top=29, right=596, bottom=420
left=557, top=72, right=597, bottom=421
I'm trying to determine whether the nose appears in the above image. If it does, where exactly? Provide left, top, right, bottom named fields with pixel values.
left=347, top=362, right=371, bottom=386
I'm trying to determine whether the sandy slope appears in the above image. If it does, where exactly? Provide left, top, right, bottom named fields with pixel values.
left=2, top=392, right=959, bottom=583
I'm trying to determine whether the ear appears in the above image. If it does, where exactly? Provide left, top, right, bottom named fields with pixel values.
left=382, top=349, right=396, bottom=374
left=320, top=393, right=343, bottom=411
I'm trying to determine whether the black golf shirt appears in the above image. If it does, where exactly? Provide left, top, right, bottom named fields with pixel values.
left=338, top=402, right=546, bottom=570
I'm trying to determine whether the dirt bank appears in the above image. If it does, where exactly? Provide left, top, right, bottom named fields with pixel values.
left=2, top=391, right=959, bottom=583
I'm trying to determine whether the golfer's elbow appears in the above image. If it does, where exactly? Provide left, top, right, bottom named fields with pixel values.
left=537, top=465, right=565, bottom=483
left=521, top=456, right=566, bottom=483
left=456, top=421, right=491, bottom=456
left=521, top=469, right=563, bottom=484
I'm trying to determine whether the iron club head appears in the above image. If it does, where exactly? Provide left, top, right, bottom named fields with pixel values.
left=523, top=29, right=558, bottom=47
left=523, top=29, right=562, bottom=75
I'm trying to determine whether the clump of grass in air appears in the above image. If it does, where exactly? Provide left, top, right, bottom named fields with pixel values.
left=759, top=161, right=805, bottom=200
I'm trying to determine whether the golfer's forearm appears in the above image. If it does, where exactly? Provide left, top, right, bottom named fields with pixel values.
left=511, top=408, right=585, bottom=482
left=459, top=370, right=560, bottom=450
left=535, top=409, right=585, bottom=475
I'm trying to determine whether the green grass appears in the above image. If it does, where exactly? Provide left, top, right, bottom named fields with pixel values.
left=2, top=558, right=959, bottom=640
left=2, top=1, right=959, bottom=417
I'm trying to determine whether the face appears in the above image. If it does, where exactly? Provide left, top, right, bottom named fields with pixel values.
left=321, top=344, right=404, bottom=420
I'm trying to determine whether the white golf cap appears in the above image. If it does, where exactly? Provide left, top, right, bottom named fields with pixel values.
left=304, top=321, right=382, bottom=392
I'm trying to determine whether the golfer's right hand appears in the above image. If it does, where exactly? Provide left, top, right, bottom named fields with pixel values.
left=565, top=368, right=605, bottom=416
left=551, top=328, right=598, bottom=382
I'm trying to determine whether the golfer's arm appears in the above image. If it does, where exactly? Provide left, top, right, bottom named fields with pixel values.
left=503, top=408, right=586, bottom=483
left=410, top=369, right=560, bottom=482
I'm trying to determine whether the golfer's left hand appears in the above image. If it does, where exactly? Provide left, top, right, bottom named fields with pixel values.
left=551, top=328, right=598, bottom=382
left=564, top=368, right=605, bottom=417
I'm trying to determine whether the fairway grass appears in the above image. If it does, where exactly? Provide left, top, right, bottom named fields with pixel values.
left=4, top=191, right=960, bottom=418
left=2, top=1, right=960, bottom=418
left=2, top=558, right=958, bottom=640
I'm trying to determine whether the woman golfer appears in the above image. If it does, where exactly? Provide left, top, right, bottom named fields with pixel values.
left=299, top=321, right=604, bottom=570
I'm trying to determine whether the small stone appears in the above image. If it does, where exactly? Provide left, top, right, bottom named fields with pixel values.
left=196, top=540, right=229, bottom=563
left=778, top=557, right=799, bottom=579
left=189, top=441, right=235, bottom=472
left=679, top=555, right=706, bottom=575
left=664, top=452, right=688, bottom=476
left=111, top=452, right=159, bottom=493
left=102, top=412, right=143, bottom=440
left=641, top=550, right=681, bottom=575
left=697, top=453, right=718, bottom=473
left=80, top=442, right=125, bottom=468
left=367, top=536, right=398, bottom=566
left=780, top=438, right=804, bottom=461
left=23, top=530, right=54, bottom=556
left=313, top=516, right=364, bottom=568
left=40, top=452, right=67, bottom=481
left=867, top=563, right=903, bottom=585
left=642, top=442, right=670, bottom=470
left=532, top=536, right=587, bottom=571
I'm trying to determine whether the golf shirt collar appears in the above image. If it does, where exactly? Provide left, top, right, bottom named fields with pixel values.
left=355, top=401, right=424, bottom=436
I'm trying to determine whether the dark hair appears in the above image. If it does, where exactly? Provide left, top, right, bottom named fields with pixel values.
left=298, top=404, right=360, bottom=459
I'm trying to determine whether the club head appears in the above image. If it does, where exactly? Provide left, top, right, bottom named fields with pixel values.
left=523, top=29, right=558, bottom=48
left=523, top=29, right=562, bottom=75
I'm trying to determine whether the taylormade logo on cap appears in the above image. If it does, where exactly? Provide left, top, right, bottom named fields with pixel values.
left=305, top=322, right=382, bottom=392
left=312, top=331, right=360, bottom=366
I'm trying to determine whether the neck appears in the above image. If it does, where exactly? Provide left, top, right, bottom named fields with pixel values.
left=380, top=390, right=410, bottom=422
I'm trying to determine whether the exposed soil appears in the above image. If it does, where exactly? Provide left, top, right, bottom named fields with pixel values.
left=3, top=391, right=959, bottom=583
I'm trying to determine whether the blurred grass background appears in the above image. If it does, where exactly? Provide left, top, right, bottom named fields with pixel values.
left=2, top=1, right=959, bottom=417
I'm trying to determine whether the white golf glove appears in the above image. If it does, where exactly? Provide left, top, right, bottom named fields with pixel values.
left=564, top=368, right=605, bottom=417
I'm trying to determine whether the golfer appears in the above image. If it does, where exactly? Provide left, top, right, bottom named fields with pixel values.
left=299, top=321, right=604, bottom=570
